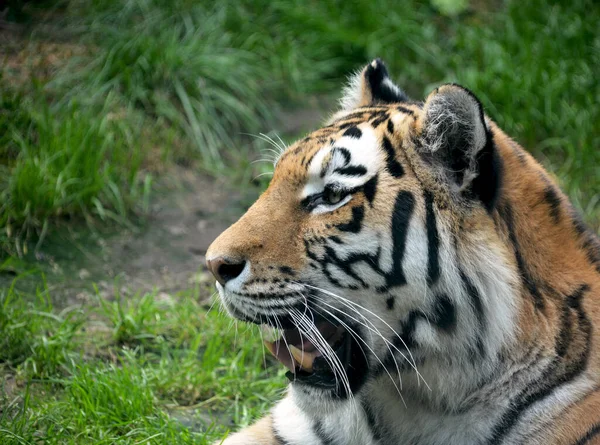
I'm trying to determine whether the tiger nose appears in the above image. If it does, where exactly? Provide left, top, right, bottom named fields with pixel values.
left=206, top=256, right=247, bottom=286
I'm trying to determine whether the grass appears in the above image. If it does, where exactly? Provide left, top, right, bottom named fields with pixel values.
left=0, top=273, right=285, bottom=444
left=0, top=83, right=152, bottom=256
left=0, top=0, right=598, bottom=442
left=1, top=0, right=598, bottom=257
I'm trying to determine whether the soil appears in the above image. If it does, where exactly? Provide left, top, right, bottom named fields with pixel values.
left=0, top=168, right=261, bottom=304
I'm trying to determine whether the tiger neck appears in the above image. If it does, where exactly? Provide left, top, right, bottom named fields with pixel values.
left=390, top=128, right=600, bottom=413
left=493, top=129, right=600, bottom=340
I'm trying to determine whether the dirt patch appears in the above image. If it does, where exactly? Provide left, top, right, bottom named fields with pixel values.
left=96, top=169, right=256, bottom=295
left=0, top=167, right=259, bottom=304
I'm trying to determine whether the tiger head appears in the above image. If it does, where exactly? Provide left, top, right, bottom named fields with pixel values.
left=205, top=59, right=598, bottom=402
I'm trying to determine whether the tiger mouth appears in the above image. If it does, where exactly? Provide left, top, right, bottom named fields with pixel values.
left=221, top=293, right=369, bottom=394
left=264, top=319, right=346, bottom=373
left=263, top=317, right=368, bottom=394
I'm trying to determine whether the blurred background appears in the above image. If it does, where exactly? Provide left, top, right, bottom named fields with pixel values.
left=0, top=0, right=598, bottom=443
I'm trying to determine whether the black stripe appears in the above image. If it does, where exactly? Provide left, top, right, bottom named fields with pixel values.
left=335, top=111, right=374, bottom=121
left=497, top=202, right=546, bottom=311
left=386, top=191, right=414, bottom=287
left=343, top=126, right=362, bottom=138
left=424, top=191, right=441, bottom=286
left=392, top=294, right=456, bottom=352
left=470, top=126, right=503, bottom=212
left=572, top=422, right=600, bottom=445
left=396, top=105, right=416, bottom=116
left=394, top=309, right=419, bottom=351
left=556, top=289, right=575, bottom=358
left=362, top=400, right=384, bottom=441
left=387, top=119, right=394, bottom=134
left=322, top=245, right=369, bottom=288
left=363, top=174, right=378, bottom=206
left=431, top=294, right=456, bottom=331
left=336, top=205, right=364, bottom=233
left=334, top=165, right=367, bottom=176
left=303, top=150, right=318, bottom=169
left=459, top=269, right=486, bottom=357
left=571, top=210, right=600, bottom=274
left=333, top=147, right=352, bottom=166
left=382, top=136, right=405, bottom=178
left=337, top=120, right=363, bottom=130
left=571, top=209, right=589, bottom=237
left=486, top=284, right=592, bottom=444
left=386, top=296, right=395, bottom=310
left=582, top=234, right=600, bottom=274
left=306, top=232, right=384, bottom=291
left=370, top=115, right=388, bottom=128
left=543, top=186, right=562, bottom=224
left=273, top=425, right=291, bottom=445
left=279, top=266, right=295, bottom=276
left=313, top=420, right=333, bottom=445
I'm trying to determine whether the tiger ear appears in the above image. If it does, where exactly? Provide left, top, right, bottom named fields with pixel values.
left=339, top=59, right=409, bottom=111
left=415, top=84, right=502, bottom=211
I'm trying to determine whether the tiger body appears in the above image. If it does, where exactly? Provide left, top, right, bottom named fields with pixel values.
left=206, top=60, right=600, bottom=445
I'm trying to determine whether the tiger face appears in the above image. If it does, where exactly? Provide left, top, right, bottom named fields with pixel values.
left=207, top=60, right=600, bottom=445
left=206, top=59, right=515, bottom=400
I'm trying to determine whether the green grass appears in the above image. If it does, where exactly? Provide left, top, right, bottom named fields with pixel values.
left=0, top=275, right=285, bottom=444
left=57, top=2, right=275, bottom=170
left=0, top=84, right=152, bottom=256
left=0, top=0, right=598, bottom=441
left=1, top=0, right=597, bottom=256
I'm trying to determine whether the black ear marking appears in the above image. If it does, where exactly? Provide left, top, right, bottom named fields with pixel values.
left=471, top=128, right=503, bottom=212
left=365, top=59, right=409, bottom=104
left=337, top=59, right=410, bottom=112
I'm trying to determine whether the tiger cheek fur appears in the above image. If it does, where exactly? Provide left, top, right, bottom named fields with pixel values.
left=206, top=59, right=600, bottom=445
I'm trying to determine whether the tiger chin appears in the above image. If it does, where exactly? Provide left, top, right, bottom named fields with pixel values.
left=206, top=59, right=600, bottom=445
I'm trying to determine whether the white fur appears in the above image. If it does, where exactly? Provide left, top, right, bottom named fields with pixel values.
left=338, top=70, right=364, bottom=112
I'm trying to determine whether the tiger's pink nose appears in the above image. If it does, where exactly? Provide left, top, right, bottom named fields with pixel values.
left=206, top=256, right=246, bottom=286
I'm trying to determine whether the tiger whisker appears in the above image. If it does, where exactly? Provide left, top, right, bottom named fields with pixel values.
left=299, top=284, right=422, bottom=371
left=251, top=158, right=277, bottom=165
left=299, top=282, right=430, bottom=390
left=311, top=304, right=407, bottom=406
left=253, top=172, right=274, bottom=180
left=308, top=307, right=366, bottom=422
left=205, top=290, right=221, bottom=314
left=258, top=132, right=286, bottom=155
left=257, top=323, right=269, bottom=370
left=309, top=294, right=406, bottom=393
left=289, top=307, right=347, bottom=395
left=269, top=309, right=294, bottom=373
left=290, top=305, right=351, bottom=397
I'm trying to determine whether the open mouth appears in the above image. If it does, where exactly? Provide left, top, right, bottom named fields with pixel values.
left=262, top=316, right=369, bottom=395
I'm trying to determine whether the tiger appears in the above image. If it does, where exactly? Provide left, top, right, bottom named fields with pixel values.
left=205, top=59, right=600, bottom=445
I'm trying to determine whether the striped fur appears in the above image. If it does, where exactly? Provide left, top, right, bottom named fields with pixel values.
left=207, top=60, right=600, bottom=445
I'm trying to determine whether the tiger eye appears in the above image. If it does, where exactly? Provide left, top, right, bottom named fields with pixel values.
left=324, top=189, right=343, bottom=205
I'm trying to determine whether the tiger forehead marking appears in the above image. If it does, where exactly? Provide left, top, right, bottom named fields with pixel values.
left=302, top=124, right=384, bottom=199
left=207, top=59, right=600, bottom=445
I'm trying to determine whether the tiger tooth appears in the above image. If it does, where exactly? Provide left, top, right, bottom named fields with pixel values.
left=264, top=340, right=276, bottom=356
left=289, top=345, right=315, bottom=372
